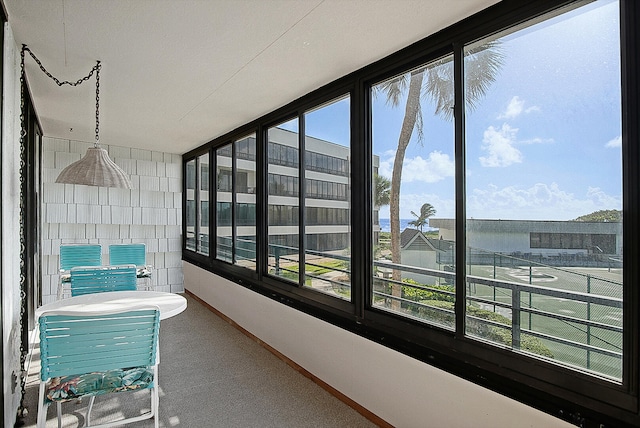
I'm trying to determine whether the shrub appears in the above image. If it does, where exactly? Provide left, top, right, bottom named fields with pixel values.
left=414, top=300, right=554, bottom=358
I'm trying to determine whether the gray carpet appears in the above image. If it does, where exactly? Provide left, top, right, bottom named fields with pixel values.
left=19, top=294, right=379, bottom=427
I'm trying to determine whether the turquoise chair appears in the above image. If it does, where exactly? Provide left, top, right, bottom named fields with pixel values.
left=70, top=265, right=137, bottom=296
left=58, top=244, right=102, bottom=299
left=37, top=307, right=160, bottom=428
left=109, top=243, right=153, bottom=290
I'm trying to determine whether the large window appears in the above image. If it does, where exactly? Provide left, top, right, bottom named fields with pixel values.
left=264, top=96, right=352, bottom=298
left=464, top=1, right=622, bottom=380
left=184, top=1, right=637, bottom=425
left=303, top=96, right=351, bottom=299
left=234, top=134, right=257, bottom=270
left=371, top=55, right=456, bottom=328
left=267, top=120, right=300, bottom=283
left=216, top=144, right=232, bottom=262
left=184, top=153, right=210, bottom=255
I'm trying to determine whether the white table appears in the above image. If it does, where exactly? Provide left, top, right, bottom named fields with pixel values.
left=35, top=290, right=187, bottom=320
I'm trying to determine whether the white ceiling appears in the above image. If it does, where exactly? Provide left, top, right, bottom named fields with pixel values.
left=4, top=0, right=499, bottom=155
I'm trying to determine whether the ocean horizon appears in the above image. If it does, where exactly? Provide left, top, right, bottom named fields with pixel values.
left=378, top=218, right=435, bottom=233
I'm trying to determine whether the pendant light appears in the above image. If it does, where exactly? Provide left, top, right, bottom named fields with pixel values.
left=21, top=45, right=132, bottom=188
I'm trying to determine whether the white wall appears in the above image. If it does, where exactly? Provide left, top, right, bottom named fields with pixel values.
left=3, top=23, right=24, bottom=428
left=40, top=137, right=184, bottom=304
left=184, top=262, right=573, bottom=428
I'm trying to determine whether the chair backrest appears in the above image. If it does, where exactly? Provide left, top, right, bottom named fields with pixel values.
left=70, top=265, right=137, bottom=296
left=60, top=244, right=102, bottom=271
left=109, top=243, right=146, bottom=267
left=38, top=307, right=159, bottom=381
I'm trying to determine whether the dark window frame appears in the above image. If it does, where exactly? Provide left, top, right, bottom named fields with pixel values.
left=183, top=1, right=640, bottom=425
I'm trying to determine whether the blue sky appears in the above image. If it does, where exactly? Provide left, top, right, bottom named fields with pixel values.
left=372, top=0, right=621, bottom=221
left=285, top=0, right=621, bottom=223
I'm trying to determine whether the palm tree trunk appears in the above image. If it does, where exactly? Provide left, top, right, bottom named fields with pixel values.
left=390, top=70, right=424, bottom=310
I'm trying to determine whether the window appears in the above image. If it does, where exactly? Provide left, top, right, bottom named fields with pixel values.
left=267, top=120, right=299, bottom=282
left=184, top=154, right=210, bottom=255
left=185, top=159, right=196, bottom=251
left=234, top=134, right=257, bottom=270
left=197, top=153, right=210, bottom=255
left=371, top=54, right=456, bottom=328
left=303, top=96, right=351, bottom=299
left=216, top=144, right=232, bottom=262
left=184, top=1, right=638, bottom=424
left=465, top=1, right=622, bottom=379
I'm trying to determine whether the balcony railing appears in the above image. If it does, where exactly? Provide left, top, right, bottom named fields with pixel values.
left=200, top=239, right=623, bottom=380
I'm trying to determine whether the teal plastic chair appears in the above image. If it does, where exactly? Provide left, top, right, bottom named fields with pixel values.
left=109, top=244, right=153, bottom=290
left=58, top=244, right=102, bottom=299
left=70, top=265, right=137, bottom=296
left=37, top=307, right=160, bottom=428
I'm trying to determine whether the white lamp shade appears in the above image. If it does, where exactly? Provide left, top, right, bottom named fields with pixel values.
left=55, top=147, right=132, bottom=189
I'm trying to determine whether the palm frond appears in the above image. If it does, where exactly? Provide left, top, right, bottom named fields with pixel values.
left=375, top=73, right=410, bottom=107
left=424, top=63, right=455, bottom=121
left=464, top=40, right=504, bottom=112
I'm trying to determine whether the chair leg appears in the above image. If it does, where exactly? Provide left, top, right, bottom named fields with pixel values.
left=87, top=395, right=96, bottom=426
left=36, top=383, right=48, bottom=428
left=152, top=386, right=159, bottom=428
left=56, top=402, right=63, bottom=428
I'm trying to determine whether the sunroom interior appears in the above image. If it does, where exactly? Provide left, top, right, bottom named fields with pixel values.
left=2, top=1, right=638, bottom=427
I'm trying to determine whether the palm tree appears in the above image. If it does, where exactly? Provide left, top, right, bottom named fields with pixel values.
left=374, top=173, right=391, bottom=207
left=376, top=42, right=503, bottom=309
left=409, top=203, right=436, bottom=233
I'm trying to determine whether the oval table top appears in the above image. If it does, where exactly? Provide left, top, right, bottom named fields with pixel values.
left=35, top=290, right=187, bottom=320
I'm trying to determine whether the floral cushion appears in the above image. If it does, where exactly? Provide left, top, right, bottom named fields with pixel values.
left=137, top=267, right=152, bottom=278
left=45, top=367, right=154, bottom=403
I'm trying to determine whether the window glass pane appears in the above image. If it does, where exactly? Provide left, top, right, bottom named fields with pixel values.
left=464, top=0, right=622, bottom=379
left=185, top=159, right=196, bottom=251
left=304, top=95, right=351, bottom=300
left=197, top=153, right=210, bottom=255
left=372, top=55, right=456, bottom=329
left=216, top=144, right=233, bottom=262
left=235, top=134, right=257, bottom=270
left=268, top=119, right=299, bottom=282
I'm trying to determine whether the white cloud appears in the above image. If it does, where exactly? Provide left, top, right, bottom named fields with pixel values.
left=402, top=151, right=455, bottom=183
left=497, top=96, right=539, bottom=119
left=605, top=135, right=622, bottom=148
left=479, top=124, right=523, bottom=167
left=467, top=182, right=621, bottom=220
left=377, top=150, right=454, bottom=183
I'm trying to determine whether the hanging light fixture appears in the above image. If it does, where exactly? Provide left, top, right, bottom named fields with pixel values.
left=21, top=45, right=132, bottom=188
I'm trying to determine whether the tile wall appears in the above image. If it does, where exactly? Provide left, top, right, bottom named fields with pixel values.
left=40, top=137, right=183, bottom=304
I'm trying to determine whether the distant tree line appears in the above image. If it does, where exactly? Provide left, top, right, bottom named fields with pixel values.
left=574, top=210, right=622, bottom=222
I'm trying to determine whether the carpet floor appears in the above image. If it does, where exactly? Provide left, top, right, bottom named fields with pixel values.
left=18, top=293, right=379, bottom=428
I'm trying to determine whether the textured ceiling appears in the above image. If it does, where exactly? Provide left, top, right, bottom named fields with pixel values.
left=4, top=0, right=499, bottom=154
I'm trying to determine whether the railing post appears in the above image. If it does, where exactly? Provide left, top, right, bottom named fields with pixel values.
left=512, top=286, right=521, bottom=350
left=493, top=252, right=496, bottom=279
left=275, top=246, right=281, bottom=275
left=587, top=274, right=591, bottom=369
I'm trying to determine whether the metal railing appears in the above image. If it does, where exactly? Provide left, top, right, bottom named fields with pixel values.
left=372, top=260, right=622, bottom=379
left=202, top=239, right=624, bottom=379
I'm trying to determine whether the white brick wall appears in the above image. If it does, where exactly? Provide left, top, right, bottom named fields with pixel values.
left=41, top=136, right=184, bottom=304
